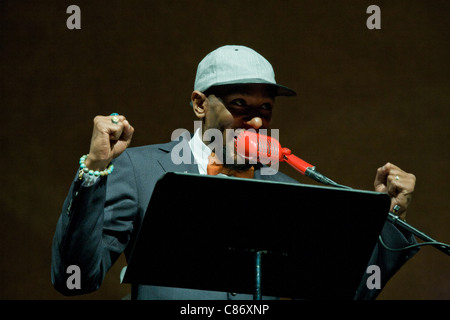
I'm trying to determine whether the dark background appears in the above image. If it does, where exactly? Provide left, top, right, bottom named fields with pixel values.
left=1, top=0, right=449, bottom=300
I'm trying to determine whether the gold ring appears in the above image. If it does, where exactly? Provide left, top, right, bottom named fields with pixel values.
left=111, top=116, right=119, bottom=124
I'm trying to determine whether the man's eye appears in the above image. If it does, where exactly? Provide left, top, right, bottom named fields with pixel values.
left=231, top=99, right=246, bottom=107
left=260, top=103, right=273, bottom=111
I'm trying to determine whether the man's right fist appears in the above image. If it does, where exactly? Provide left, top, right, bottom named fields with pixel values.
left=85, top=114, right=134, bottom=171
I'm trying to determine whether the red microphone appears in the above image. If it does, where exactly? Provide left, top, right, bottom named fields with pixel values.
left=235, top=131, right=349, bottom=188
left=235, top=130, right=314, bottom=175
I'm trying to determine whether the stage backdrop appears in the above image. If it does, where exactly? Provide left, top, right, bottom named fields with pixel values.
left=1, top=0, right=449, bottom=299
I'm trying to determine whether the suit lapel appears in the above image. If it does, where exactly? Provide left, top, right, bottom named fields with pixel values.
left=156, top=140, right=199, bottom=174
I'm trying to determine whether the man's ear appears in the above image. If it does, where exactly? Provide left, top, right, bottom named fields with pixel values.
left=191, top=90, right=208, bottom=119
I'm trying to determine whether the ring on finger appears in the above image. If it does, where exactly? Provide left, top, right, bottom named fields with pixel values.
left=395, top=175, right=400, bottom=180
left=111, top=116, right=119, bottom=124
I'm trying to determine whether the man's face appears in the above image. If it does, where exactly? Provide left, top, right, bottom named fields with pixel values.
left=204, top=83, right=275, bottom=133
left=193, top=83, right=276, bottom=168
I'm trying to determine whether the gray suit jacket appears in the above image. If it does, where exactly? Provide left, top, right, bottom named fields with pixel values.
left=51, top=140, right=418, bottom=300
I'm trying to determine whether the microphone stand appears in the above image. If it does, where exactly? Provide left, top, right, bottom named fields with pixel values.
left=304, top=167, right=450, bottom=257
left=385, top=213, right=450, bottom=256
left=240, top=131, right=449, bottom=256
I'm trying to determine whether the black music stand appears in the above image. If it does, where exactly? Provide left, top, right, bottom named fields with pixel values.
left=122, top=172, right=390, bottom=299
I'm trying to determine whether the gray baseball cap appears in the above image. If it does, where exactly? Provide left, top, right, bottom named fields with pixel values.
left=194, top=45, right=296, bottom=97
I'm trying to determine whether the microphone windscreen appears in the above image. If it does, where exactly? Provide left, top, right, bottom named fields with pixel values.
left=235, top=131, right=283, bottom=162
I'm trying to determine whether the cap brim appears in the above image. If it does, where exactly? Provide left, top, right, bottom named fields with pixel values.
left=273, top=84, right=297, bottom=97
left=201, top=78, right=296, bottom=97
left=190, top=79, right=296, bottom=106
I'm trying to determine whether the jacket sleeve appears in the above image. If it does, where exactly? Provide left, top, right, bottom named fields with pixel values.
left=354, top=221, right=419, bottom=300
left=51, top=151, right=139, bottom=296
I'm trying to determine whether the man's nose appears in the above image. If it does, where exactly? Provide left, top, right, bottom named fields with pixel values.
left=244, top=116, right=263, bottom=130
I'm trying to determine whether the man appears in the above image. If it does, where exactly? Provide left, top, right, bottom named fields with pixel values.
left=51, top=45, right=418, bottom=300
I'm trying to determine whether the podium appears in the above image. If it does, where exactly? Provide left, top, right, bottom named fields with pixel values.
left=122, top=172, right=390, bottom=299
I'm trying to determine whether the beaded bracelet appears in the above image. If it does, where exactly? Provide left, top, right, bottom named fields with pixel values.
left=78, top=154, right=114, bottom=180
